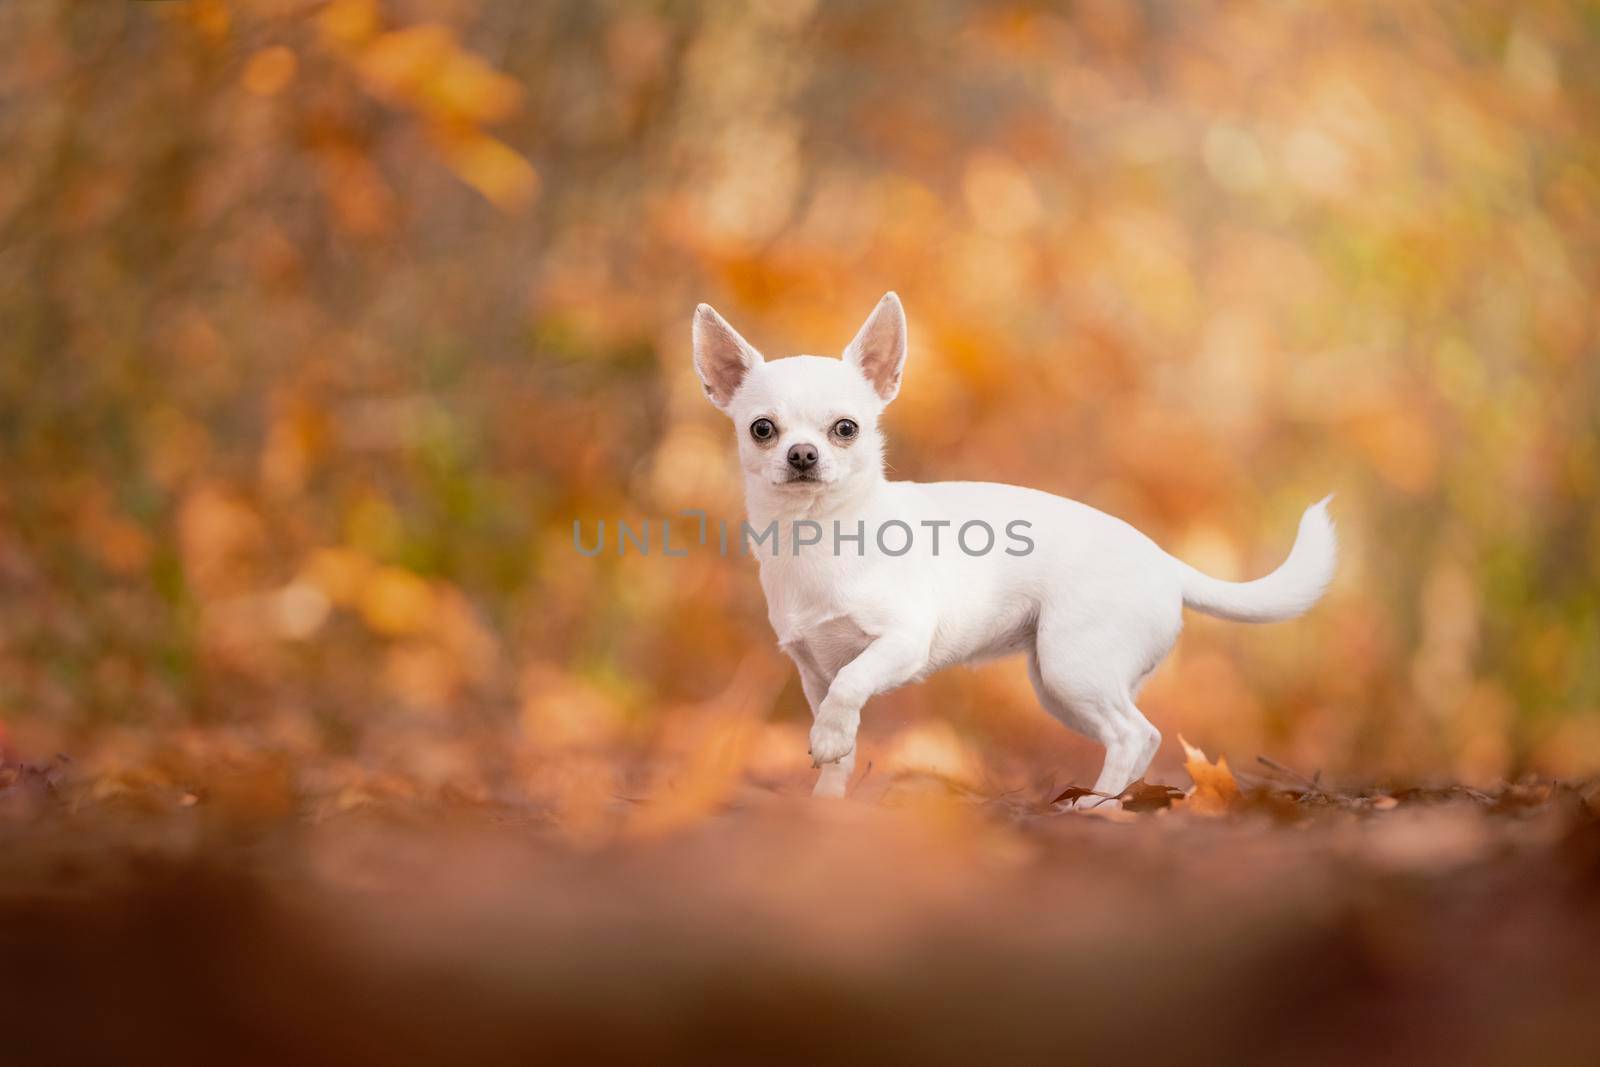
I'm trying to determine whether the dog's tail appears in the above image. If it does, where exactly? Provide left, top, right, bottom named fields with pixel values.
left=1174, top=496, right=1337, bottom=623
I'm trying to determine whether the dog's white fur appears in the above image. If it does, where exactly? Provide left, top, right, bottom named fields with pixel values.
left=693, top=293, right=1336, bottom=804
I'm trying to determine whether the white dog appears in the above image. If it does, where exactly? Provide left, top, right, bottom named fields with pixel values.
left=693, top=293, right=1335, bottom=804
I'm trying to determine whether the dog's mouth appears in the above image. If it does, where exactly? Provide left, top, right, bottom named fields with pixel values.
left=776, top=472, right=826, bottom=487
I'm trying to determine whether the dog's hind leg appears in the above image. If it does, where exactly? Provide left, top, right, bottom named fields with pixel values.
left=1029, top=620, right=1165, bottom=809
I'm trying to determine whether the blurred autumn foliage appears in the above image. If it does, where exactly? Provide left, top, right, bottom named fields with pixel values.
left=1, top=0, right=1599, bottom=809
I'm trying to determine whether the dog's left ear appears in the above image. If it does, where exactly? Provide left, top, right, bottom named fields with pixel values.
left=843, top=292, right=907, bottom=403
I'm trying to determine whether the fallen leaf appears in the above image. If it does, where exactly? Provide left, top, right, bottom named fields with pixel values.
left=1048, top=784, right=1104, bottom=807
left=1119, top=778, right=1185, bottom=813
left=1176, top=735, right=1240, bottom=816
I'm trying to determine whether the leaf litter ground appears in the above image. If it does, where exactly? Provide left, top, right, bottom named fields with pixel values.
left=2, top=741, right=1598, bottom=1066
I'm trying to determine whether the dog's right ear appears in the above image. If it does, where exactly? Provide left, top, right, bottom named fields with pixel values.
left=693, top=304, right=763, bottom=411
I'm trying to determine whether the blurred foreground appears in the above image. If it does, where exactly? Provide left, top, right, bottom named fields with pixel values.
left=3, top=747, right=1598, bottom=1066
left=2, top=0, right=1598, bottom=786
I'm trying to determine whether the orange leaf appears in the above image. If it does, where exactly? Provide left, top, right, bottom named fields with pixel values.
left=241, top=46, right=297, bottom=98
left=319, top=0, right=380, bottom=49
left=357, top=566, right=436, bottom=635
left=1177, top=735, right=1240, bottom=815
left=356, top=25, right=455, bottom=104
left=434, top=129, right=539, bottom=213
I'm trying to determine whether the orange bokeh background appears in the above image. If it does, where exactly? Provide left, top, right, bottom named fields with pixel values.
left=1, top=0, right=1597, bottom=801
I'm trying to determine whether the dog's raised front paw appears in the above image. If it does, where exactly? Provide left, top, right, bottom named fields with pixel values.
left=808, top=716, right=856, bottom=766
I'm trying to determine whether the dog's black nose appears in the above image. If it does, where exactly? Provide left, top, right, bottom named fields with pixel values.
left=787, top=443, right=818, bottom=471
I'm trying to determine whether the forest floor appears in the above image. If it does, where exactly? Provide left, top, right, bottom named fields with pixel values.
left=3, top=741, right=1599, bottom=1067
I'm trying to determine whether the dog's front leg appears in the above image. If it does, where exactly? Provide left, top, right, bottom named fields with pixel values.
left=810, top=631, right=931, bottom=767
left=794, top=660, right=853, bottom=798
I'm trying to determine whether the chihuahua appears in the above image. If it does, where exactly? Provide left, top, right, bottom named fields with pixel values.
left=693, top=293, right=1335, bottom=804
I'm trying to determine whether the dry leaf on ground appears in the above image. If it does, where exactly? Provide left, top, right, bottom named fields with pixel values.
left=1176, top=735, right=1241, bottom=815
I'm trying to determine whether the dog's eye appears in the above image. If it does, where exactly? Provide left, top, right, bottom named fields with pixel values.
left=832, top=419, right=858, bottom=439
left=750, top=418, right=776, bottom=441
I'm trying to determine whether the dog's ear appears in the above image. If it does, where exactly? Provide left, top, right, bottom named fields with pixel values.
left=693, top=304, right=763, bottom=411
left=843, top=292, right=907, bottom=403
